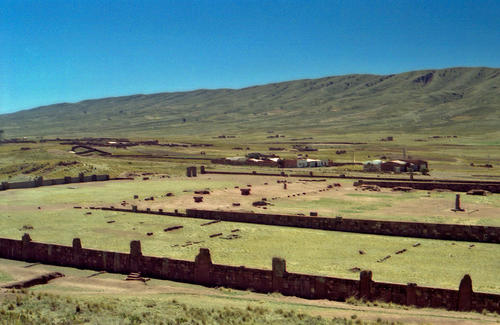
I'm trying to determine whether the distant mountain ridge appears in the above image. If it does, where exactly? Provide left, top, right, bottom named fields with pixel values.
left=1, top=67, right=499, bottom=137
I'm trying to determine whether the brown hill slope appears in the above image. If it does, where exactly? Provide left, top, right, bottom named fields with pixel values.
left=1, top=67, right=499, bottom=138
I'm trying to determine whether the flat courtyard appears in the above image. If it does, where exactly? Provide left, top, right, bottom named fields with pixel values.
left=1, top=174, right=499, bottom=294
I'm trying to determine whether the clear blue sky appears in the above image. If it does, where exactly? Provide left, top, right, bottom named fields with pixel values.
left=1, top=0, right=499, bottom=114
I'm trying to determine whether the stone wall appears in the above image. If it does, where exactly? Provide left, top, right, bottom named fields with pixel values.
left=210, top=159, right=279, bottom=167
left=184, top=209, right=500, bottom=244
left=5, top=180, right=36, bottom=189
left=0, top=235, right=498, bottom=313
left=359, top=180, right=500, bottom=193
left=97, top=207, right=500, bottom=243
left=0, top=174, right=110, bottom=191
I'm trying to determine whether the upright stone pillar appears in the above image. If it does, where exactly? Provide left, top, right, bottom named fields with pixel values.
left=72, top=238, right=82, bottom=249
left=72, top=238, right=82, bottom=268
left=129, top=240, right=143, bottom=273
left=194, top=248, right=213, bottom=285
left=191, top=167, right=197, bottom=177
left=359, top=270, right=373, bottom=300
left=458, top=274, right=473, bottom=311
left=406, top=283, right=417, bottom=306
left=452, top=194, right=465, bottom=211
left=200, top=166, right=206, bottom=174
left=272, top=257, right=286, bottom=293
left=34, top=176, right=43, bottom=187
left=186, top=167, right=192, bottom=177
left=21, top=233, right=32, bottom=261
left=22, top=233, right=32, bottom=242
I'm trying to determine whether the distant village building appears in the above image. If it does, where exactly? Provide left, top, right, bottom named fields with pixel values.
left=213, top=151, right=330, bottom=169
left=402, top=159, right=429, bottom=172
left=363, top=160, right=382, bottom=172
left=364, top=159, right=428, bottom=173
left=279, top=159, right=329, bottom=168
left=305, top=158, right=328, bottom=167
left=279, top=159, right=300, bottom=168
left=381, top=160, right=409, bottom=173
left=226, top=156, right=247, bottom=163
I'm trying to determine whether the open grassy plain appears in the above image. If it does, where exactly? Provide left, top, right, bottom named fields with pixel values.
left=0, top=67, right=499, bottom=323
left=0, top=133, right=499, bottom=323
left=1, top=175, right=499, bottom=294
left=1, top=130, right=499, bottom=183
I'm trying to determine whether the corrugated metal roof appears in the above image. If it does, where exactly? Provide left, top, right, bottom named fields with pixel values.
left=364, top=160, right=382, bottom=165
left=226, top=156, right=246, bottom=161
left=390, top=160, right=408, bottom=165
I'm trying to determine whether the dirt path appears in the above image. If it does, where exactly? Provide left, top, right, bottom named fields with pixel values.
left=0, top=260, right=497, bottom=324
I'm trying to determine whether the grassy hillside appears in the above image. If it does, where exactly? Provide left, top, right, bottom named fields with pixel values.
left=1, top=67, right=499, bottom=138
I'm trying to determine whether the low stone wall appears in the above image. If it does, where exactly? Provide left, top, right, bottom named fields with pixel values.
left=5, top=180, right=36, bottom=189
left=97, top=207, right=500, bottom=244
left=0, top=174, right=110, bottom=191
left=210, top=159, right=279, bottom=167
left=0, top=235, right=498, bottom=313
left=359, top=180, right=500, bottom=193
left=112, top=154, right=212, bottom=161
left=204, top=170, right=289, bottom=177
left=184, top=209, right=500, bottom=244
